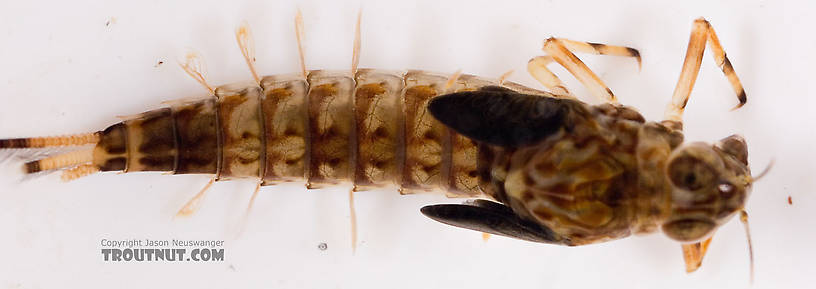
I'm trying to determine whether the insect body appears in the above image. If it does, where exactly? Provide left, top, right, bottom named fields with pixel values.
left=0, top=14, right=757, bottom=275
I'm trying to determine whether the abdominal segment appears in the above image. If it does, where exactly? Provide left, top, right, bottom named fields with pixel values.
left=91, top=70, right=541, bottom=197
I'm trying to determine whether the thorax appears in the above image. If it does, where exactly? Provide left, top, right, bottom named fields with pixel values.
left=479, top=103, right=681, bottom=245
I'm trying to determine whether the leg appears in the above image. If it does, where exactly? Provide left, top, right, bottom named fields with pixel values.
left=680, top=210, right=753, bottom=278
left=528, top=38, right=640, bottom=103
left=527, top=56, right=573, bottom=97
left=236, top=21, right=261, bottom=84
left=557, top=39, right=641, bottom=70
left=681, top=236, right=713, bottom=272
left=665, top=18, right=746, bottom=124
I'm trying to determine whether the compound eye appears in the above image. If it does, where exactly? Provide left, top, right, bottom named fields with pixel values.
left=668, top=156, right=716, bottom=191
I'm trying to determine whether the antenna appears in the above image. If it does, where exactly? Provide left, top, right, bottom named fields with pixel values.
left=740, top=210, right=755, bottom=284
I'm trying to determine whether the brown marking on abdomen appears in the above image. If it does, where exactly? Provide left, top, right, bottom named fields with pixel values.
left=260, top=75, right=309, bottom=183
left=172, top=99, right=218, bottom=174
left=100, top=157, right=126, bottom=172
left=353, top=70, right=404, bottom=189
left=124, top=108, right=177, bottom=172
left=401, top=72, right=448, bottom=193
left=306, top=72, right=355, bottom=187
left=93, top=123, right=128, bottom=171
left=215, top=83, right=264, bottom=179
left=448, top=134, right=480, bottom=196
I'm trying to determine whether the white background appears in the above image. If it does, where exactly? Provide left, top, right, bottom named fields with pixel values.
left=0, top=0, right=812, bottom=288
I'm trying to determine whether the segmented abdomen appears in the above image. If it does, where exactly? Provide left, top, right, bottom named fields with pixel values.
left=92, top=69, right=545, bottom=196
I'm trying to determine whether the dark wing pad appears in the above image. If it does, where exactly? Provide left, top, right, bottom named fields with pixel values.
left=428, top=86, right=578, bottom=147
left=421, top=200, right=568, bottom=245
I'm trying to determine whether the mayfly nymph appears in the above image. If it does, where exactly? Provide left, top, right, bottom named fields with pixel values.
left=0, top=12, right=762, bottom=277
